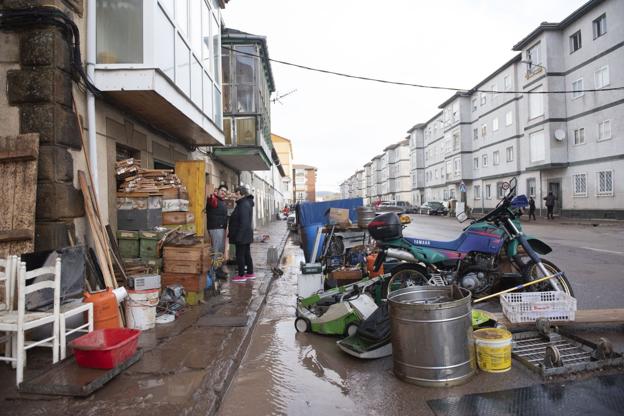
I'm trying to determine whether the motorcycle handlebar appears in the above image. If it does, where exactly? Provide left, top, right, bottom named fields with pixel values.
left=475, top=177, right=518, bottom=224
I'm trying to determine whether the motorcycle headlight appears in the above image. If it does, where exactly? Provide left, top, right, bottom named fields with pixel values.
left=399, top=215, right=411, bottom=224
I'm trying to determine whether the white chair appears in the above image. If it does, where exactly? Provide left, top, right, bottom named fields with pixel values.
left=0, top=255, right=18, bottom=361
left=59, top=300, right=93, bottom=360
left=0, top=258, right=61, bottom=386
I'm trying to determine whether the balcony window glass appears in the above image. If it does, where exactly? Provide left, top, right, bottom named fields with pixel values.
left=236, top=84, right=254, bottom=113
left=222, top=82, right=231, bottom=113
left=204, top=72, right=214, bottom=117
left=155, top=7, right=174, bottom=80
left=96, top=0, right=143, bottom=64
left=191, top=56, right=202, bottom=107
left=175, top=0, right=188, bottom=36
left=190, top=0, right=202, bottom=55
left=175, top=34, right=191, bottom=96
left=212, top=15, right=221, bottom=84
left=236, top=47, right=256, bottom=84
left=159, top=0, right=173, bottom=15
left=214, top=86, right=222, bottom=127
left=236, top=118, right=256, bottom=145
left=223, top=118, right=232, bottom=145
left=201, top=3, right=212, bottom=71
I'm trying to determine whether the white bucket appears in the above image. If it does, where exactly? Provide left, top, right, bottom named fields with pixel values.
left=125, top=289, right=159, bottom=330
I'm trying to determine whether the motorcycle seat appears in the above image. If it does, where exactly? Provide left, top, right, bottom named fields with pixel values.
left=404, top=235, right=465, bottom=251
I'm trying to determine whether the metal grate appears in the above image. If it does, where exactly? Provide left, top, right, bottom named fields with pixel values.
left=428, top=273, right=446, bottom=286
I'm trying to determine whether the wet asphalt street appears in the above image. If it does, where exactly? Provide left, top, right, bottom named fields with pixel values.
left=217, top=216, right=624, bottom=416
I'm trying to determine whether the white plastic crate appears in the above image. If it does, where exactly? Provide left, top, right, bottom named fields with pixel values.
left=500, top=291, right=577, bottom=323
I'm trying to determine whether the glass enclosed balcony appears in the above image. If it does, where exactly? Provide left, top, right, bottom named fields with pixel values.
left=94, top=0, right=224, bottom=146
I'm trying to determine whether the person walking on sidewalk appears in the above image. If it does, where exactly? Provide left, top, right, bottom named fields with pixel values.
left=228, top=186, right=255, bottom=283
left=544, top=192, right=557, bottom=220
left=206, top=185, right=229, bottom=279
left=528, top=196, right=536, bottom=221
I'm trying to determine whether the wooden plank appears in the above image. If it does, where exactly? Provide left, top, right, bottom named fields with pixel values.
left=0, top=148, right=38, bottom=162
left=0, top=229, right=33, bottom=243
left=175, top=160, right=206, bottom=237
left=0, top=134, right=38, bottom=257
left=493, top=308, right=624, bottom=329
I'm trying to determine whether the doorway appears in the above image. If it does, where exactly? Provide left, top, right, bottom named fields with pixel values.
left=547, top=180, right=562, bottom=214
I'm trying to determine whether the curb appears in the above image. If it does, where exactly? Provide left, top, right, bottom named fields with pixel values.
left=206, top=228, right=291, bottom=416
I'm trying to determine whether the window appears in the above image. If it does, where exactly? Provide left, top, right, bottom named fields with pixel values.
left=453, top=133, right=460, bottom=151
left=446, top=161, right=452, bottom=178
left=527, top=43, right=541, bottom=73
left=493, top=151, right=500, bottom=165
left=473, top=157, right=479, bottom=169
left=482, top=154, right=488, bottom=167
left=480, top=92, right=487, bottom=106
left=505, top=110, right=513, bottom=126
left=593, top=14, right=607, bottom=39
left=450, top=189, right=456, bottom=199
left=506, top=146, right=514, bottom=162
left=96, top=0, right=144, bottom=64
left=595, top=66, right=610, bottom=89
left=504, top=75, right=512, bottom=91
left=452, top=102, right=460, bottom=122
left=473, top=128, right=479, bottom=141
left=572, top=78, right=584, bottom=99
left=496, top=183, right=505, bottom=199
left=529, top=87, right=544, bottom=118
left=569, top=30, right=582, bottom=53
left=597, top=170, right=613, bottom=196
left=574, top=127, right=585, bottom=145
left=598, top=120, right=612, bottom=141
left=573, top=173, right=587, bottom=196
left=435, top=169, right=439, bottom=179
left=493, top=118, right=499, bottom=132
left=454, top=158, right=460, bottom=176
left=491, top=83, right=498, bottom=101
left=472, top=98, right=478, bottom=112
left=527, top=178, right=536, bottom=197
left=481, top=124, right=487, bottom=138
left=474, top=185, right=481, bottom=200
left=485, top=184, right=492, bottom=199
left=529, top=130, right=545, bottom=163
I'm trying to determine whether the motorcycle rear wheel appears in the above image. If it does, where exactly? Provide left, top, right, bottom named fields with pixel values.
left=523, top=259, right=574, bottom=296
left=382, top=264, right=429, bottom=298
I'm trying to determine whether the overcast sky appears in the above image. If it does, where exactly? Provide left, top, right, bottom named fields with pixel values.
left=223, top=0, right=588, bottom=192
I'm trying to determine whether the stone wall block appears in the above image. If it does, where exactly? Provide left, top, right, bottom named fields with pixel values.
left=36, top=182, right=85, bottom=220
left=21, top=29, right=71, bottom=71
left=34, top=221, right=75, bottom=252
left=21, top=103, right=81, bottom=149
left=38, top=145, right=74, bottom=182
left=7, top=68, right=72, bottom=107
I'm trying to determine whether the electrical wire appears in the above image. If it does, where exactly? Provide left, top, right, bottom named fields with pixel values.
left=223, top=46, right=624, bottom=95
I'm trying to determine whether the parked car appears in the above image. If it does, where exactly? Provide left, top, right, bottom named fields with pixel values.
left=419, top=201, right=449, bottom=216
left=375, top=201, right=407, bottom=215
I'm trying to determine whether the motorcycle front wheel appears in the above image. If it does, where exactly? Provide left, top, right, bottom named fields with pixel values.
left=523, top=259, right=574, bottom=296
left=382, top=264, right=429, bottom=298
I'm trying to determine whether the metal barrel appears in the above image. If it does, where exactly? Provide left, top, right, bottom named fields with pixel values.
left=388, top=286, right=475, bottom=387
left=357, top=206, right=376, bottom=228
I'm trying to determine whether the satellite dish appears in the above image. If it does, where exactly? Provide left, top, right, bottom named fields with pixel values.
left=554, top=129, right=566, bottom=141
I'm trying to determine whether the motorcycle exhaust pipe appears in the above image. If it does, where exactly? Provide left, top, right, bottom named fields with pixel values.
left=386, top=248, right=418, bottom=263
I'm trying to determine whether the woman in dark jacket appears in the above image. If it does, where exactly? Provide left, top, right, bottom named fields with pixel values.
left=228, top=186, right=255, bottom=283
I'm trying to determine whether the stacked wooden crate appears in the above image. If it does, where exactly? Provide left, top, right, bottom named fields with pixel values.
left=162, top=243, right=211, bottom=305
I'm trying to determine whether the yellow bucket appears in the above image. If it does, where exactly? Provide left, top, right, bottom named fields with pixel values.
left=473, top=328, right=512, bottom=373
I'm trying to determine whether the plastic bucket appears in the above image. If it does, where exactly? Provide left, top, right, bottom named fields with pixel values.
left=125, top=289, right=159, bottom=330
left=83, top=289, right=121, bottom=330
left=473, top=328, right=513, bottom=373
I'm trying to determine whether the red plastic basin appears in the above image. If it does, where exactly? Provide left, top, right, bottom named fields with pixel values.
left=70, top=328, right=140, bottom=369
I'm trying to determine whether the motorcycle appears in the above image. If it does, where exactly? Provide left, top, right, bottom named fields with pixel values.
left=368, top=178, right=573, bottom=298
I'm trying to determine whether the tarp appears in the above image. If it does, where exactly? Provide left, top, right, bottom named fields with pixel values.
left=296, top=198, right=363, bottom=262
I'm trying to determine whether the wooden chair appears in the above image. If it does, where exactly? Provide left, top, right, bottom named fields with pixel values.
left=0, top=258, right=61, bottom=386
left=0, top=255, right=18, bottom=362
left=59, top=300, right=94, bottom=360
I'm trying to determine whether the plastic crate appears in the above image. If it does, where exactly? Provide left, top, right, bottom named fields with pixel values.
left=70, top=328, right=140, bottom=369
left=500, top=291, right=577, bottom=323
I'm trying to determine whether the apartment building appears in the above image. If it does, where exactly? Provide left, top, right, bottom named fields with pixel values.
left=340, top=0, right=623, bottom=218
left=293, top=164, right=317, bottom=202
left=383, top=139, right=411, bottom=202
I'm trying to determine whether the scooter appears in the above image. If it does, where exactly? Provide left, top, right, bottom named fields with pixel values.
left=294, top=274, right=389, bottom=336
left=368, top=177, right=573, bottom=299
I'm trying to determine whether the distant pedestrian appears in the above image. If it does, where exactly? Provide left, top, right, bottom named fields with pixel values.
left=528, top=197, right=536, bottom=221
left=228, top=186, right=255, bottom=283
left=206, top=185, right=228, bottom=279
left=544, top=192, right=557, bottom=220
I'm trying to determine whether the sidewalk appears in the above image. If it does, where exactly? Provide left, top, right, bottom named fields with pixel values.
left=0, top=220, right=291, bottom=416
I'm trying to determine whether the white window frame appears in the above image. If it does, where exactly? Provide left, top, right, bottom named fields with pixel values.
left=472, top=98, right=478, bottom=112
left=504, top=75, right=512, bottom=91
left=492, top=117, right=499, bottom=132
left=473, top=157, right=479, bottom=169
left=481, top=124, right=487, bottom=138
left=474, top=185, right=481, bottom=200
left=528, top=86, right=544, bottom=119
left=596, top=170, right=614, bottom=196
left=480, top=92, right=487, bottom=106
left=573, top=127, right=585, bottom=145
left=593, top=13, right=607, bottom=39
left=473, top=127, right=479, bottom=141
left=526, top=43, right=541, bottom=74
left=454, top=157, right=461, bottom=176
left=493, top=150, right=500, bottom=166
left=485, top=184, right=492, bottom=199
left=529, top=130, right=546, bottom=163
left=572, top=173, right=588, bottom=197
left=598, top=120, right=612, bottom=142
left=594, top=66, right=610, bottom=89
left=506, top=146, right=514, bottom=162
left=505, top=111, right=513, bottom=126
left=482, top=154, right=488, bottom=167
left=572, top=78, right=584, bottom=99
left=569, top=30, right=582, bottom=53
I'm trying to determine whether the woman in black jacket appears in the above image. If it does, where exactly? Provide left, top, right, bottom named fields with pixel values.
left=228, top=186, right=255, bottom=283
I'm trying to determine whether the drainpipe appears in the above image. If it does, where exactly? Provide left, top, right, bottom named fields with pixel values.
left=87, top=0, right=99, bottom=201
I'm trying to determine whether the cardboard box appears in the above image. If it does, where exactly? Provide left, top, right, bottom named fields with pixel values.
left=328, top=208, right=350, bottom=225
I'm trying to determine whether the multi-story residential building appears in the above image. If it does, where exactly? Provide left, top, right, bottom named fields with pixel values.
left=293, top=164, right=317, bottom=202
left=384, top=139, right=411, bottom=202
left=340, top=0, right=623, bottom=219
left=364, top=162, right=373, bottom=204
left=355, top=169, right=366, bottom=199
left=272, top=133, right=294, bottom=206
